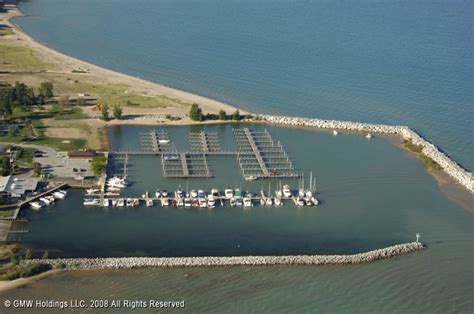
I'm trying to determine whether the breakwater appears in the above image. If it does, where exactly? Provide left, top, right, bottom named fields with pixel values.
left=22, top=242, right=423, bottom=269
left=260, top=115, right=473, bottom=193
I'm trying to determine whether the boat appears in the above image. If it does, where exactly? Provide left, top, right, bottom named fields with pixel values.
left=177, top=198, right=184, bottom=207
left=107, top=187, right=121, bottom=192
left=311, top=197, right=319, bottom=206
left=30, top=201, right=42, bottom=210
left=171, top=199, right=177, bottom=206
left=282, top=185, right=292, bottom=198
left=197, top=190, right=206, bottom=198
left=366, top=133, right=373, bottom=139
left=234, top=188, right=242, bottom=199
left=155, top=189, right=161, bottom=198
left=112, top=199, right=118, bottom=207
left=126, top=198, right=134, bottom=207
left=163, top=154, right=178, bottom=161
left=184, top=198, right=192, bottom=208
left=199, top=198, right=207, bottom=208
left=190, top=189, right=198, bottom=198
left=333, top=130, right=339, bottom=136
left=266, top=197, right=273, bottom=206
left=207, top=196, right=216, bottom=208
left=158, top=139, right=170, bottom=144
left=161, top=190, right=168, bottom=197
left=45, top=195, right=55, bottom=204
left=305, top=197, right=313, bottom=206
left=229, top=198, right=237, bottom=207
left=161, top=198, right=169, bottom=206
left=103, top=198, right=110, bottom=207
left=260, top=198, right=266, bottom=206
left=58, top=190, right=68, bottom=196
left=146, top=198, right=153, bottom=207
left=107, top=182, right=126, bottom=189
left=296, top=197, right=305, bottom=207
left=175, top=186, right=184, bottom=199
left=274, top=197, right=283, bottom=206
left=211, top=188, right=220, bottom=198
left=192, top=199, right=199, bottom=207
left=235, top=198, right=243, bottom=207
left=53, top=191, right=66, bottom=199
left=243, top=196, right=253, bottom=207
left=132, top=198, right=140, bottom=207
left=105, top=192, right=120, bottom=197
left=116, top=198, right=125, bottom=207
left=224, top=188, right=233, bottom=199
left=86, top=188, right=100, bottom=195
left=244, top=175, right=258, bottom=181
left=83, top=198, right=100, bottom=206
left=39, top=197, right=52, bottom=206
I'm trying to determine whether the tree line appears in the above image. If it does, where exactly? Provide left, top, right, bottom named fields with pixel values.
left=189, top=103, right=252, bottom=122
left=0, top=81, right=54, bottom=118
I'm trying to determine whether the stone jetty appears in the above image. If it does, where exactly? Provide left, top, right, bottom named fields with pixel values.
left=260, top=115, right=473, bottom=193
left=22, top=242, right=423, bottom=270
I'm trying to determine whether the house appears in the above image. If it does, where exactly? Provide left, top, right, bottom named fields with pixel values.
left=67, top=150, right=97, bottom=159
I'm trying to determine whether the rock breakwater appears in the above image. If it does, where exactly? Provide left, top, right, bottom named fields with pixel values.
left=22, top=242, right=423, bottom=270
left=260, top=115, right=473, bottom=193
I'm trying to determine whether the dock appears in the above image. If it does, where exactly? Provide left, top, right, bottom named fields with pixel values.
left=234, top=128, right=300, bottom=179
left=161, top=153, right=211, bottom=178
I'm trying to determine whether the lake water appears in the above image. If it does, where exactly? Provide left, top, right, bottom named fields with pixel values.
left=14, top=0, right=473, bottom=170
left=6, top=0, right=474, bottom=312
left=4, top=124, right=473, bottom=313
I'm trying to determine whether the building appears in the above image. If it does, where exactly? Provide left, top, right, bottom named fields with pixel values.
left=0, top=175, right=39, bottom=198
left=67, top=150, right=97, bottom=159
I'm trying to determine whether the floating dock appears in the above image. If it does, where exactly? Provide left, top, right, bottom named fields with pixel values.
left=161, top=153, right=211, bottom=178
left=233, top=128, right=299, bottom=180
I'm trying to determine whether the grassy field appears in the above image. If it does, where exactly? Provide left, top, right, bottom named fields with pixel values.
left=0, top=209, right=15, bottom=217
left=0, top=25, right=13, bottom=36
left=51, top=106, right=89, bottom=120
left=0, top=43, right=48, bottom=70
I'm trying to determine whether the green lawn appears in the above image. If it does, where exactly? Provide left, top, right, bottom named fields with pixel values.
left=0, top=25, right=13, bottom=36
left=0, top=209, right=15, bottom=217
left=0, top=43, right=48, bottom=71
left=52, top=106, right=89, bottom=120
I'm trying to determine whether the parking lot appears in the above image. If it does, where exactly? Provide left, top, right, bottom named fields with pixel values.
left=32, top=146, right=94, bottom=179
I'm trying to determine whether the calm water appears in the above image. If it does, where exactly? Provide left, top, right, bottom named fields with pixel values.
left=4, top=125, right=473, bottom=313
left=8, top=0, right=474, bottom=312
left=14, top=0, right=473, bottom=170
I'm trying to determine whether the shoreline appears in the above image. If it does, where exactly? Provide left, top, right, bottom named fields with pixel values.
left=0, top=269, right=64, bottom=294
left=21, top=242, right=424, bottom=270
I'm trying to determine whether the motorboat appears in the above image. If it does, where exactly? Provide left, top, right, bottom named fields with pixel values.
left=266, top=197, right=273, bottom=206
left=161, top=198, right=169, bottom=206
left=30, top=201, right=42, bottom=210
left=207, top=196, right=216, bottom=208
left=224, top=188, right=233, bottom=199
left=175, top=186, right=184, bottom=199
left=184, top=198, right=192, bottom=208
left=112, top=199, right=118, bottom=207
left=161, top=190, right=168, bottom=197
left=234, top=189, right=242, bottom=199
left=105, top=192, right=120, bottom=197
left=132, top=198, right=140, bottom=207
left=45, top=195, right=55, bottom=204
left=197, top=190, right=206, bottom=198
left=282, top=185, right=292, bottom=198
left=39, top=197, right=52, bottom=206
left=190, top=189, right=198, bottom=198
left=230, top=198, right=237, bottom=207
left=83, top=198, right=100, bottom=206
left=366, top=133, right=373, bottom=139
left=116, top=198, right=125, bottom=207
left=155, top=189, right=161, bottom=198
left=53, top=191, right=66, bottom=199
left=146, top=198, right=153, bottom=207
left=107, top=187, right=121, bottom=192
left=296, top=197, right=305, bottom=207
left=192, top=199, right=199, bottom=207
left=177, top=198, right=184, bottom=207
left=243, top=196, right=253, bottom=207
left=126, top=198, right=134, bottom=207
left=333, top=130, right=338, bottom=136
left=171, top=199, right=177, bottom=206
left=235, top=198, right=243, bottom=207
left=103, top=198, right=110, bottom=207
left=199, top=198, right=207, bottom=208
left=86, top=188, right=100, bottom=195
left=211, top=188, right=220, bottom=198
left=244, top=175, right=257, bottom=181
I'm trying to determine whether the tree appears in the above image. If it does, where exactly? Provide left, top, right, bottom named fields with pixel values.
left=91, top=155, right=107, bottom=176
left=25, top=248, right=32, bottom=260
left=232, top=110, right=241, bottom=121
left=10, top=255, right=18, bottom=265
left=218, top=109, right=227, bottom=120
left=32, top=162, right=42, bottom=176
left=39, top=82, right=54, bottom=98
left=113, top=104, right=123, bottom=120
left=42, top=250, right=49, bottom=259
left=189, top=103, right=203, bottom=121
left=101, top=103, right=109, bottom=121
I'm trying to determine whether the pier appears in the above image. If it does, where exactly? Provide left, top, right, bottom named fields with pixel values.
left=161, top=153, right=211, bottom=178
left=139, top=129, right=174, bottom=153
left=189, top=131, right=221, bottom=152
left=234, top=128, right=299, bottom=180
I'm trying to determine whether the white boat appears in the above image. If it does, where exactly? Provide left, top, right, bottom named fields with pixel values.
left=282, top=185, right=292, bottom=198
left=107, top=182, right=126, bottom=189
left=177, top=198, right=184, bottom=207
left=126, top=198, right=134, bottom=207
left=207, top=196, right=216, bottom=208
left=197, top=190, right=206, bottom=198
left=311, top=197, right=319, bottom=206
left=366, top=133, right=373, bottom=139
left=175, top=186, right=184, bottom=199
left=199, top=198, right=207, bottom=208
left=333, top=130, right=339, bottom=136
left=224, top=188, right=233, bottom=199
left=244, top=175, right=257, bottom=181
left=158, top=139, right=170, bottom=144
left=296, top=197, right=305, bottom=207
left=39, top=197, right=52, bottom=206
left=274, top=197, right=283, bottom=206
left=243, top=197, right=253, bottom=207
left=161, top=198, right=169, bottom=206
left=146, top=198, right=153, bottom=207
left=103, top=198, right=110, bottom=207
left=112, top=199, right=118, bottom=207
left=184, top=198, right=192, bottom=208
left=45, top=195, right=55, bottom=204
left=53, top=191, right=66, bottom=199
left=30, top=201, right=42, bottom=210
left=305, top=197, right=313, bottom=206
left=155, top=189, right=161, bottom=198
left=298, top=188, right=306, bottom=198
left=260, top=198, right=266, bottom=206
left=58, top=190, right=68, bottom=196
left=161, top=190, right=168, bottom=197
left=107, top=187, right=121, bottom=192
left=86, top=188, right=100, bottom=194
left=83, top=198, right=100, bottom=206
left=116, top=198, right=125, bottom=207
left=230, top=198, right=237, bottom=207
left=211, top=189, right=220, bottom=198
left=190, top=189, right=198, bottom=198
left=266, top=197, right=273, bottom=206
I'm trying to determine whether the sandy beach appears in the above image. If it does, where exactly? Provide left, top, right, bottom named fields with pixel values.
left=1, top=4, right=243, bottom=120
left=0, top=269, right=64, bottom=294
